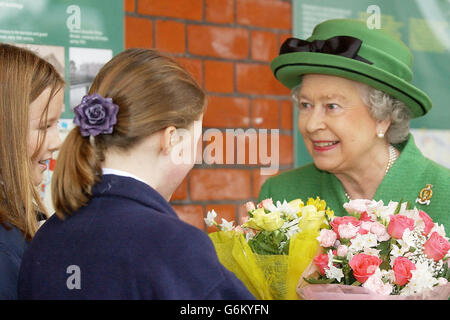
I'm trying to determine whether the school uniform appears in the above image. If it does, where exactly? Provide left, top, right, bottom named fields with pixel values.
left=0, top=223, right=28, bottom=299
left=18, top=172, right=254, bottom=300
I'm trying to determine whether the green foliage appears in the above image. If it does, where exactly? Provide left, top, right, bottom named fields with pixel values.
left=303, top=277, right=335, bottom=284
left=248, top=230, right=289, bottom=255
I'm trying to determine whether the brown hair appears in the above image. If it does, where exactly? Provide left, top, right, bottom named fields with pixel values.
left=52, top=48, right=206, bottom=218
left=0, top=43, right=65, bottom=240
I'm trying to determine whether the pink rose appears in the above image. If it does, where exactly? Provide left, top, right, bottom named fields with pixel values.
left=392, top=257, right=416, bottom=286
left=337, top=245, right=348, bottom=257
left=244, top=201, right=256, bottom=212
left=338, top=223, right=359, bottom=239
left=313, top=254, right=329, bottom=275
left=317, top=229, right=337, bottom=248
left=258, top=198, right=273, bottom=210
left=370, top=222, right=390, bottom=242
left=423, top=232, right=450, bottom=261
left=387, top=215, right=415, bottom=239
left=349, top=253, right=382, bottom=283
left=331, top=216, right=361, bottom=238
left=419, top=210, right=434, bottom=236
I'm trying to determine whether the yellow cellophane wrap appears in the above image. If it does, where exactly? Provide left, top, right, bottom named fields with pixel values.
left=209, top=216, right=324, bottom=300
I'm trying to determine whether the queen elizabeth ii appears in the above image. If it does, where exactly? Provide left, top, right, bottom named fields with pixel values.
left=258, top=19, right=450, bottom=233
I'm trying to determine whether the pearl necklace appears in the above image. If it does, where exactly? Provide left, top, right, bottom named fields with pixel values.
left=344, top=145, right=398, bottom=201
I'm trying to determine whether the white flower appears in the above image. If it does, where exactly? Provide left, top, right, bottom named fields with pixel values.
left=219, top=218, right=234, bottom=231
left=375, top=201, right=398, bottom=222
left=400, top=261, right=439, bottom=296
left=325, top=265, right=345, bottom=282
left=276, top=200, right=298, bottom=219
left=363, top=247, right=381, bottom=257
left=349, top=233, right=378, bottom=252
left=204, top=210, right=217, bottom=227
left=363, top=269, right=393, bottom=295
left=281, top=218, right=301, bottom=239
left=401, top=228, right=417, bottom=248
left=366, top=200, right=384, bottom=215
left=390, top=242, right=410, bottom=259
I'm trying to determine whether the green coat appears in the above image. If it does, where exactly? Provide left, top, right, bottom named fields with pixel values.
left=258, top=135, right=450, bottom=234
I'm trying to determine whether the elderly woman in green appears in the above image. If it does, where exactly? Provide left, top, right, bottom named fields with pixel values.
left=259, top=19, right=450, bottom=233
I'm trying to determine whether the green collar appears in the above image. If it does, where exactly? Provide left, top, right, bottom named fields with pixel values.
left=328, top=134, right=422, bottom=205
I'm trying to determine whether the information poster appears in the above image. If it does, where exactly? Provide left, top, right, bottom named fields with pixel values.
left=292, top=0, right=450, bottom=169
left=0, top=0, right=124, bottom=209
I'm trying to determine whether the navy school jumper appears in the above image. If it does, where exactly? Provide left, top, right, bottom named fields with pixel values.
left=18, top=174, right=255, bottom=299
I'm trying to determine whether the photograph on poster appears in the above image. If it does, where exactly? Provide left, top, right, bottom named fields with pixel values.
left=69, top=47, right=113, bottom=110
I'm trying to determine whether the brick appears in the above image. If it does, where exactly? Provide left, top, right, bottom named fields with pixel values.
left=206, top=0, right=234, bottom=24
left=189, top=169, right=251, bottom=200
left=280, top=100, right=293, bottom=130
left=236, top=0, right=291, bottom=30
left=124, top=0, right=135, bottom=12
left=175, top=57, right=203, bottom=87
left=251, top=98, right=279, bottom=129
left=236, top=63, right=289, bottom=95
left=251, top=30, right=278, bottom=62
left=138, top=0, right=203, bottom=21
left=204, top=60, right=234, bottom=93
left=252, top=168, right=277, bottom=198
left=170, top=174, right=188, bottom=201
left=205, top=204, right=237, bottom=233
left=155, top=20, right=186, bottom=54
left=172, top=205, right=204, bottom=230
left=125, top=16, right=153, bottom=49
left=203, top=96, right=250, bottom=128
left=188, top=25, right=249, bottom=59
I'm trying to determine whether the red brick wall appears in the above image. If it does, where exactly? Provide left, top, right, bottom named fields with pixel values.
left=124, top=0, right=294, bottom=231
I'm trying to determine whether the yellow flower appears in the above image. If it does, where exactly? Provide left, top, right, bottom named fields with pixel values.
left=288, top=198, right=304, bottom=210
left=306, top=197, right=327, bottom=211
left=243, top=208, right=284, bottom=232
left=298, top=205, right=324, bottom=220
left=326, top=207, right=335, bottom=220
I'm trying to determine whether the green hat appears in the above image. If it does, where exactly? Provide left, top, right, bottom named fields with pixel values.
left=271, top=19, right=432, bottom=118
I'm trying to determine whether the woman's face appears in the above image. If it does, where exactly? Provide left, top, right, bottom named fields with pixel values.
left=296, top=74, right=383, bottom=174
left=28, top=87, right=64, bottom=186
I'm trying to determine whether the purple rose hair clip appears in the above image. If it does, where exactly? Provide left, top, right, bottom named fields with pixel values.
left=73, top=93, right=119, bottom=137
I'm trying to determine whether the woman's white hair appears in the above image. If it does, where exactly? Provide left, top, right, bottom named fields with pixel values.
left=291, top=82, right=411, bottom=144
left=363, top=87, right=411, bottom=144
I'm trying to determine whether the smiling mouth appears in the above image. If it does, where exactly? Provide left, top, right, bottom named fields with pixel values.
left=311, top=140, right=340, bottom=152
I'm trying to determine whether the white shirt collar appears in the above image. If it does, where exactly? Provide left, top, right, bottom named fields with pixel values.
left=101, top=168, right=148, bottom=185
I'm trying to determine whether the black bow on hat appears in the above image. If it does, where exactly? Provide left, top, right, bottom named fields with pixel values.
left=279, top=36, right=373, bottom=65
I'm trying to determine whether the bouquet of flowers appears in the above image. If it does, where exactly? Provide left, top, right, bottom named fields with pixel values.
left=297, top=199, right=450, bottom=300
left=206, top=197, right=334, bottom=300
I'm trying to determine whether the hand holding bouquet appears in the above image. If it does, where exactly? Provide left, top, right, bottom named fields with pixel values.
left=298, top=199, right=450, bottom=299
left=206, top=197, right=334, bottom=299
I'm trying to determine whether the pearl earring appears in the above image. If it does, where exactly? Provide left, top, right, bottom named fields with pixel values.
left=377, top=132, right=384, bottom=138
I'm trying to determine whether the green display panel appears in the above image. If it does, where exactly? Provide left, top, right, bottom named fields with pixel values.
left=292, top=0, right=450, bottom=168
left=0, top=0, right=124, bottom=119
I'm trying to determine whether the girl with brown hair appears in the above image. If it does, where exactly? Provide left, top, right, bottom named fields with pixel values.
left=18, top=48, right=254, bottom=300
left=0, top=43, right=64, bottom=299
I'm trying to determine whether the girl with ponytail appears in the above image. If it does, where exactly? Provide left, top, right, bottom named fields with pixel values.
left=0, top=43, right=64, bottom=299
left=18, top=48, right=254, bottom=300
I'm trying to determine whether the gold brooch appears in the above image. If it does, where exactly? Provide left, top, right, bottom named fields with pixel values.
left=415, top=184, right=433, bottom=205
